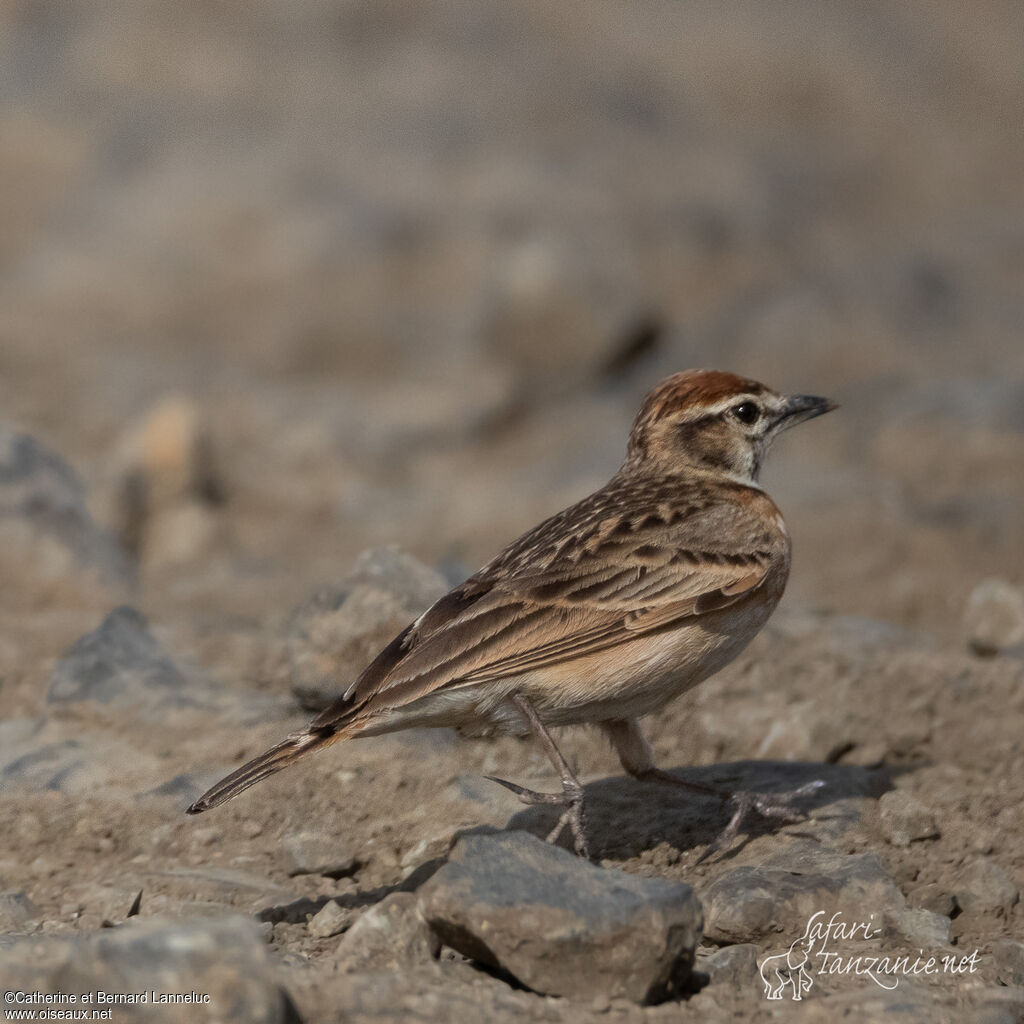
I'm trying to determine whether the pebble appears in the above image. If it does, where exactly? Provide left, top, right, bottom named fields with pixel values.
left=697, top=943, right=760, bottom=989
left=964, top=578, right=1024, bottom=656
left=47, top=606, right=190, bottom=708
left=285, top=546, right=447, bottom=709
left=954, top=859, right=1019, bottom=915
left=283, top=833, right=359, bottom=878
left=992, top=939, right=1024, bottom=987
left=192, top=827, right=220, bottom=847
left=887, top=907, right=951, bottom=948
left=0, top=424, right=134, bottom=589
left=329, top=892, right=436, bottom=971
left=907, top=882, right=955, bottom=917
left=307, top=900, right=348, bottom=939
left=877, top=789, right=940, bottom=847
left=0, top=892, right=39, bottom=932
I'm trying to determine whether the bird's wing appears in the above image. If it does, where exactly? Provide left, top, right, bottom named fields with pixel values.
left=311, top=480, right=781, bottom=731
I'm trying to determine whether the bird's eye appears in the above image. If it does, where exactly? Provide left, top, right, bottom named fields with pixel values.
left=731, top=401, right=761, bottom=425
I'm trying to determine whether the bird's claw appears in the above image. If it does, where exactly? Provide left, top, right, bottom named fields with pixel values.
left=485, top=775, right=566, bottom=805
left=486, top=775, right=590, bottom=859
left=696, top=779, right=824, bottom=865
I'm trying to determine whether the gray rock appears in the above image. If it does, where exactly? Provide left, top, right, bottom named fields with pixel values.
left=877, top=789, right=940, bottom=847
left=954, top=859, right=1019, bottom=915
left=47, top=606, right=188, bottom=706
left=992, top=939, right=1024, bottom=987
left=418, top=830, right=702, bottom=1004
left=965, top=579, right=1024, bottom=655
left=887, top=907, right=950, bottom=948
left=43, top=612, right=281, bottom=728
left=307, top=900, right=349, bottom=939
left=286, top=546, right=447, bottom=709
left=330, top=892, right=436, bottom=972
left=697, top=942, right=760, bottom=989
left=702, top=844, right=904, bottom=945
left=0, top=892, right=39, bottom=932
left=907, top=882, right=956, bottom=917
left=0, top=736, right=94, bottom=792
left=283, top=833, right=359, bottom=878
left=0, top=916, right=293, bottom=1023
left=0, top=425, right=134, bottom=588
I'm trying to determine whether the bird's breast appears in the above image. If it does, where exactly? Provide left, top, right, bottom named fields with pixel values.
left=511, top=586, right=785, bottom=727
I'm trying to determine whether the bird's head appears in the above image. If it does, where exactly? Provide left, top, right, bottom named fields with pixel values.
left=624, top=369, right=836, bottom=483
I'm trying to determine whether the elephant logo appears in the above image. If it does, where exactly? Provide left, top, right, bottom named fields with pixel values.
left=760, top=939, right=815, bottom=1001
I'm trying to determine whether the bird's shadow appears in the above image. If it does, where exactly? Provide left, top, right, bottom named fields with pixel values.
left=255, top=760, right=900, bottom=925
left=506, top=759, right=896, bottom=862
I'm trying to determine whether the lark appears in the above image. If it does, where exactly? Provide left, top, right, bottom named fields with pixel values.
left=188, top=370, right=836, bottom=860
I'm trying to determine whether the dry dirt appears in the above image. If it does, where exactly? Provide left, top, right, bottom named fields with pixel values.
left=1, top=2, right=1023, bottom=1021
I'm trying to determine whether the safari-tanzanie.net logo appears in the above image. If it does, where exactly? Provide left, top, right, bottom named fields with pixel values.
left=759, top=910, right=982, bottom=1001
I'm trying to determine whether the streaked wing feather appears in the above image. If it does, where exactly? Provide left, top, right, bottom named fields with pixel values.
left=313, top=481, right=777, bottom=730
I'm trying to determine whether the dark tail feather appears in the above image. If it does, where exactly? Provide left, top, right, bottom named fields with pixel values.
left=186, top=729, right=334, bottom=814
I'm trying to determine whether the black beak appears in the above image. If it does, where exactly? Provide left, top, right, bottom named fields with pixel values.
left=778, top=393, right=838, bottom=429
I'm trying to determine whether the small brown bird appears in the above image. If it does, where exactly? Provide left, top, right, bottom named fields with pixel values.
left=188, top=370, right=836, bottom=860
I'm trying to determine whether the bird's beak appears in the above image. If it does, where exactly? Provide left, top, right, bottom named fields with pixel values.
left=777, top=393, right=838, bottom=430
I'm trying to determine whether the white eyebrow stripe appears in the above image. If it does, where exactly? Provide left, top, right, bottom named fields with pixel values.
left=691, top=394, right=762, bottom=417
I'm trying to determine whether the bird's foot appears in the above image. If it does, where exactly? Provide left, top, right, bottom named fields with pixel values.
left=696, top=780, right=824, bottom=864
left=487, top=775, right=590, bottom=859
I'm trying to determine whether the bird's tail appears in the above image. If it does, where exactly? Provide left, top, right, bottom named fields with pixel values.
left=186, top=727, right=337, bottom=814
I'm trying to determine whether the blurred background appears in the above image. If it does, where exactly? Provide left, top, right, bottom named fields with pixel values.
left=2, top=0, right=1023, bottom=689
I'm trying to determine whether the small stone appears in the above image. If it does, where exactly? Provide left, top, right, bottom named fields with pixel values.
left=283, top=833, right=359, bottom=878
left=192, top=827, right=220, bottom=847
left=0, top=892, right=39, bottom=932
left=992, top=939, right=1024, bottom=987
left=703, top=845, right=904, bottom=945
left=330, top=892, right=435, bottom=971
left=887, top=907, right=950, bottom=948
left=400, top=835, right=451, bottom=871
left=101, top=395, right=224, bottom=562
left=47, top=606, right=189, bottom=707
left=907, top=882, right=955, bottom=917
left=0, top=425, right=134, bottom=590
left=285, top=547, right=447, bottom=709
left=969, top=828, right=997, bottom=855
left=307, top=900, right=348, bottom=939
left=877, top=790, right=940, bottom=847
left=965, top=579, right=1024, bottom=656
left=954, top=859, right=1019, bottom=915
left=418, top=830, right=702, bottom=1004
left=242, top=820, right=264, bottom=839
left=698, top=943, right=760, bottom=988
left=144, top=503, right=220, bottom=570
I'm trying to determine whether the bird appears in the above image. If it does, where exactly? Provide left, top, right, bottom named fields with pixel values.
left=187, top=369, right=836, bottom=861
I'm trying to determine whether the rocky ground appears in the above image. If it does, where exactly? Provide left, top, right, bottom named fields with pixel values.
left=2, top=1, right=1024, bottom=1022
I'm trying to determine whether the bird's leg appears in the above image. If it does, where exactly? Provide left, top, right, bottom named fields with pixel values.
left=601, top=719, right=822, bottom=863
left=486, top=694, right=589, bottom=859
